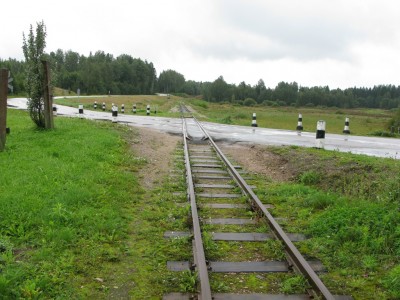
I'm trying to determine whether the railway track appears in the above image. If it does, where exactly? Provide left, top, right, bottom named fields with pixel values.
left=164, top=105, right=351, bottom=300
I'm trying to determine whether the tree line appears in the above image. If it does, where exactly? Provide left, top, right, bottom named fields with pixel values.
left=2, top=51, right=400, bottom=109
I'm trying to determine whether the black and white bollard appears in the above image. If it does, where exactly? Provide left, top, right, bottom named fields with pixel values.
left=251, top=113, right=257, bottom=127
left=52, top=104, right=57, bottom=116
left=112, top=104, right=118, bottom=123
left=121, top=104, right=125, bottom=114
left=79, top=104, right=84, bottom=118
left=94, top=101, right=97, bottom=109
left=133, top=104, right=136, bottom=114
left=296, top=113, right=303, bottom=132
left=343, top=117, right=350, bottom=134
left=102, top=102, right=106, bottom=111
left=146, top=104, right=150, bottom=116
left=316, top=120, right=326, bottom=149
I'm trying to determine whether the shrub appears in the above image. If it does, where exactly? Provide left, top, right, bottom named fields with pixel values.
left=244, top=98, right=257, bottom=106
left=277, top=100, right=287, bottom=106
left=262, top=100, right=274, bottom=106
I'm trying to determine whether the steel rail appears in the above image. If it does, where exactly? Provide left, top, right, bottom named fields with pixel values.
left=193, top=117, right=335, bottom=300
left=182, top=117, right=213, bottom=300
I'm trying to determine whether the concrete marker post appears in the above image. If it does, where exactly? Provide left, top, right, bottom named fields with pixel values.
left=316, top=120, right=326, bottom=149
left=52, top=104, right=57, bottom=116
left=146, top=104, right=150, bottom=116
left=296, top=113, right=303, bottom=135
left=343, top=117, right=350, bottom=141
left=121, top=104, right=125, bottom=114
left=133, top=104, right=136, bottom=114
left=0, top=68, right=8, bottom=151
left=78, top=104, right=84, bottom=118
left=112, top=104, right=118, bottom=123
left=94, top=101, right=97, bottom=109
left=251, top=113, right=257, bottom=127
left=102, top=102, right=106, bottom=111
left=343, top=117, right=350, bottom=134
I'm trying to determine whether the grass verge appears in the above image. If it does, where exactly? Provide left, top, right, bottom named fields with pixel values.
left=252, top=146, right=400, bottom=299
left=0, top=109, right=144, bottom=298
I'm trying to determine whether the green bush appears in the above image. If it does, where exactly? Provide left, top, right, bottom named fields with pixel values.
left=244, top=98, right=257, bottom=106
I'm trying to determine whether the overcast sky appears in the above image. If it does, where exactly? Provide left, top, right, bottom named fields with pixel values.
left=2, top=0, right=400, bottom=89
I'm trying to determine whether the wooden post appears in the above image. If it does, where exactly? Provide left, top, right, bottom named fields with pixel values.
left=42, top=60, right=54, bottom=129
left=0, top=68, right=8, bottom=151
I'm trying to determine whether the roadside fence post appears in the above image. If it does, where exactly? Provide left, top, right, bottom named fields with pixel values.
left=296, top=113, right=303, bottom=134
left=146, top=104, right=150, bottom=116
left=0, top=68, right=8, bottom=151
left=251, top=113, right=257, bottom=127
left=41, top=60, right=54, bottom=129
left=112, top=104, right=118, bottom=123
left=343, top=117, right=350, bottom=134
left=79, top=104, right=84, bottom=118
left=316, top=120, right=326, bottom=149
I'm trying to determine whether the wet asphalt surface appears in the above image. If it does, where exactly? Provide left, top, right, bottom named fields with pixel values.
left=8, top=98, right=400, bottom=159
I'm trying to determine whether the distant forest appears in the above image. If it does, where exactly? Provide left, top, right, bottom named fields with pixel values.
left=2, top=50, right=400, bottom=109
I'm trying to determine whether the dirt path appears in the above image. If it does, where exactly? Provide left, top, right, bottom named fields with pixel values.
left=220, top=143, right=295, bottom=182
left=131, top=127, right=181, bottom=189
left=132, top=127, right=295, bottom=187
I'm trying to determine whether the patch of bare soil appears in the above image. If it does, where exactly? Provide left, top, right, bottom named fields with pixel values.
left=131, top=127, right=181, bottom=189
left=219, top=143, right=296, bottom=182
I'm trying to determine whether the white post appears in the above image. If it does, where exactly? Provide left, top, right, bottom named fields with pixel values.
left=251, top=113, right=257, bottom=127
left=112, top=104, right=118, bottom=123
left=316, top=120, right=326, bottom=149
left=343, top=117, right=350, bottom=134
left=296, top=113, right=303, bottom=131
left=146, top=104, right=150, bottom=116
left=78, top=104, right=84, bottom=118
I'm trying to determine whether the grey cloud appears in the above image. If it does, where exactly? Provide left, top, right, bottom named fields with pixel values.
left=191, top=1, right=364, bottom=62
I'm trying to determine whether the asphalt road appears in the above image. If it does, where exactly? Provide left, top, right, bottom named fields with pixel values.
left=8, top=98, right=400, bottom=159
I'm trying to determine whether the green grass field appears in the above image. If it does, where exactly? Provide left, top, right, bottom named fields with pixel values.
left=0, top=110, right=145, bottom=298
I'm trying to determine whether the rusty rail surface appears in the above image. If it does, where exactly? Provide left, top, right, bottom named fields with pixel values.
left=192, top=117, right=335, bottom=300
left=182, top=116, right=212, bottom=299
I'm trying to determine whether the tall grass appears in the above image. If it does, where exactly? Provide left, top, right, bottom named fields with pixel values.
left=256, top=146, right=400, bottom=299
